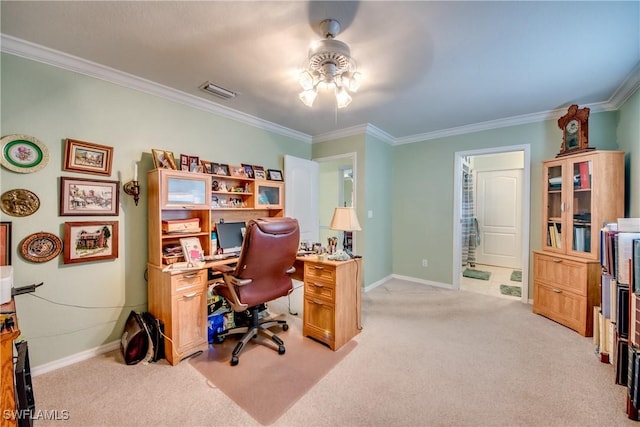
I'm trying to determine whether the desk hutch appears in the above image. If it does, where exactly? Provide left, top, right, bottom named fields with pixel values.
left=533, top=150, right=624, bottom=336
left=147, top=168, right=362, bottom=365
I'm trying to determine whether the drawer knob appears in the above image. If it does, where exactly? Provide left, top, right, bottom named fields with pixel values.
left=552, top=288, right=561, bottom=293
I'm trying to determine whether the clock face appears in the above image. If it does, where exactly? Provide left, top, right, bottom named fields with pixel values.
left=566, top=119, right=579, bottom=135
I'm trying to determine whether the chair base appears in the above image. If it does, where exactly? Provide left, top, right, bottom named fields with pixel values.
left=215, top=306, right=288, bottom=366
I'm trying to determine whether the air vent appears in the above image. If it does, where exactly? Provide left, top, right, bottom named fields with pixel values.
left=199, top=81, right=237, bottom=99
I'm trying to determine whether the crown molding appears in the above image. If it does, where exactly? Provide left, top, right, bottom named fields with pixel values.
left=312, top=123, right=394, bottom=145
left=0, top=34, right=312, bottom=144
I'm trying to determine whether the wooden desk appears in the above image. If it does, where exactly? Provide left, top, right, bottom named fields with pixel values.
left=1, top=299, right=19, bottom=427
left=148, top=255, right=362, bottom=364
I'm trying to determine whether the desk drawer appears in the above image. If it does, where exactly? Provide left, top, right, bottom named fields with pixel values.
left=172, top=270, right=206, bottom=295
left=304, top=262, right=336, bottom=283
left=305, top=280, right=335, bottom=302
left=533, top=281, right=587, bottom=335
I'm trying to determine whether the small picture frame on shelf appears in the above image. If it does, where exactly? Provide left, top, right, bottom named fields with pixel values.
left=188, top=156, right=200, bottom=172
left=201, top=160, right=213, bottom=174
left=63, top=139, right=113, bottom=176
left=180, top=154, right=189, bottom=171
left=180, top=237, right=204, bottom=263
left=230, top=165, right=247, bottom=178
left=242, top=164, right=255, bottom=179
left=267, top=169, right=283, bottom=181
left=212, top=163, right=229, bottom=176
left=152, top=149, right=177, bottom=170
left=253, top=165, right=266, bottom=180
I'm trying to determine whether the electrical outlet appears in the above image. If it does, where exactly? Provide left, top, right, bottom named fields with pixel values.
left=422, top=259, right=428, bottom=268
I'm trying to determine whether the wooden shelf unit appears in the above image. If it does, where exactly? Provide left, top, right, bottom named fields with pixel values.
left=533, top=150, right=624, bottom=336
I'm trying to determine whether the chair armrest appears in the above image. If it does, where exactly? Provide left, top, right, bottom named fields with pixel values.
left=229, top=276, right=253, bottom=286
left=286, top=266, right=296, bottom=274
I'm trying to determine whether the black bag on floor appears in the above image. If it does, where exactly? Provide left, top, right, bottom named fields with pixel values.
left=142, top=311, right=165, bottom=363
left=121, top=311, right=149, bottom=365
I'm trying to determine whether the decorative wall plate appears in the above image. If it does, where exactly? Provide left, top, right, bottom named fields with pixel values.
left=0, top=189, right=40, bottom=217
left=1, top=134, right=49, bottom=173
left=20, top=232, right=62, bottom=263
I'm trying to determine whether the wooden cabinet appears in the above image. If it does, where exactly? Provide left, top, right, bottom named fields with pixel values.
left=148, top=169, right=212, bottom=266
left=541, top=150, right=624, bottom=260
left=534, top=150, right=624, bottom=336
left=1, top=300, right=18, bottom=427
left=255, top=181, right=284, bottom=210
left=147, top=266, right=207, bottom=365
left=302, top=258, right=361, bottom=350
left=532, top=251, right=602, bottom=336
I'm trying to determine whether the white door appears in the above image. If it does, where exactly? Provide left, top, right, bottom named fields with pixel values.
left=475, top=169, right=522, bottom=268
left=284, top=155, right=319, bottom=243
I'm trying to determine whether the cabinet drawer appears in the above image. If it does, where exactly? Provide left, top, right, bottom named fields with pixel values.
left=304, top=262, right=336, bottom=283
left=305, top=280, right=335, bottom=302
left=171, top=270, right=206, bottom=295
left=533, top=281, right=588, bottom=335
left=533, top=253, right=587, bottom=295
left=303, top=297, right=335, bottom=344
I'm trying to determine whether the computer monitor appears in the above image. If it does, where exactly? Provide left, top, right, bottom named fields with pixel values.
left=216, top=221, right=246, bottom=254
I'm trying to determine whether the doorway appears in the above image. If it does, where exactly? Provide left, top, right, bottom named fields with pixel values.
left=452, top=145, right=530, bottom=303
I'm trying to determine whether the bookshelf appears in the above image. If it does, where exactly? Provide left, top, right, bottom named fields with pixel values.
left=533, top=150, right=625, bottom=337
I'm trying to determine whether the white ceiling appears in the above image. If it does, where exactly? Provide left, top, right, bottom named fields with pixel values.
left=1, top=1, right=639, bottom=142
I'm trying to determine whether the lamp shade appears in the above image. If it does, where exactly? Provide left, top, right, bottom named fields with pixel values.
left=329, top=207, right=362, bottom=231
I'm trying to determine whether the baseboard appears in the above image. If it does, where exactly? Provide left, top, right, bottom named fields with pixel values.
left=390, top=274, right=453, bottom=290
left=31, top=340, right=120, bottom=377
left=363, top=275, right=394, bottom=293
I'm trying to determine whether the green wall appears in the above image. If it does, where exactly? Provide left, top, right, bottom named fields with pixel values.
left=617, top=89, right=640, bottom=217
left=392, top=111, right=624, bottom=292
left=1, top=54, right=310, bottom=367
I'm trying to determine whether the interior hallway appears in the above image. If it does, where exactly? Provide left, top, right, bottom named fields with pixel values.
left=460, top=264, right=522, bottom=301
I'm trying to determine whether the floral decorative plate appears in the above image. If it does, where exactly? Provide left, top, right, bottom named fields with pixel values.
left=20, top=232, right=62, bottom=263
left=0, top=134, right=49, bottom=173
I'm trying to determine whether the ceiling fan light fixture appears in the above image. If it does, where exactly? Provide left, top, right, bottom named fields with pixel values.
left=299, top=88, right=318, bottom=107
left=199, top=81, right=237, bottom=99
left=298, top=18, right=360, bottom=108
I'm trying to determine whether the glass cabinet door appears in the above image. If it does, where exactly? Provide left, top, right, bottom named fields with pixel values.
left=161, top=171, right=210, bottom=208
left=255, top=182, right=284, bottom=209
left=567, top=157, right=592, bottom=257
left=544, top=160, right=564, bottom=252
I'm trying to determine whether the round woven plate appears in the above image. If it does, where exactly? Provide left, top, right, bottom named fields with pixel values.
left=21, top=232, right=62, bottom=263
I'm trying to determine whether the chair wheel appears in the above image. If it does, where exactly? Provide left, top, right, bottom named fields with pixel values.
left=231, top=356, right=239, bottom=366
left=282, top=324, right=289, bottom=331
left=278, top=345, right=285, bottom=355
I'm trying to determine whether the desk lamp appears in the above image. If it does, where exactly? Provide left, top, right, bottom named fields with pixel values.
left=329, top=207, right=362, bottom=258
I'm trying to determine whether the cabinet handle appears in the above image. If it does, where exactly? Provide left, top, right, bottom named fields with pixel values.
left=183, top=292, right=197, bottom=298
left=310, top=282, right=324, bottom=288
left=552, top=288, right=561, bottom=293
left=310, top=299, right=324, bottom=306
left=183, top=273, right=198, bottom=278
left=552, top=258, right=562, bottom=263
left=313, top=266, right=324, bottom=270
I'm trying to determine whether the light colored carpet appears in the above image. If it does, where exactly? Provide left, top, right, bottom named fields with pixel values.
left=189, top=316, right=356, bottom=425
left=462, top=268, right=491, bottom=280
left=30, top=278, right=635, bottom=426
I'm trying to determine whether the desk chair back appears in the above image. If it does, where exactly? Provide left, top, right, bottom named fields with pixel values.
left=222, top=217, right=299, bottom=309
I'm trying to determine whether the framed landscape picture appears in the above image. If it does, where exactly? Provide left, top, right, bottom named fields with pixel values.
left=63, top=139, right=113, bottom=176
left=0, top=222, right=11, bottom=266
left=60, top=177, right=120, bottom=216
left=63, top=221, right=119, bottom=264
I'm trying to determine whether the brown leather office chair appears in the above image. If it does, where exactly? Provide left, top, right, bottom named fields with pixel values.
left=212, top=217, right=299, bottom=366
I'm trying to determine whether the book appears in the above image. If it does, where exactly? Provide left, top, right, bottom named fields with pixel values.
left=579, top=161, right=590, bottom=189
left=619, top=218, right=640, bottom=233
left=180, top=237, right=204, bottom=263
left=617, top=233, right=640, bottom=285
left=634, top=239, right=640, bottom=295
left=549, top=225, right=557, bottom=248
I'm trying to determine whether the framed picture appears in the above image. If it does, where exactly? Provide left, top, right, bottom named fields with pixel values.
left=230, top=165, right=247, bottom=178
left=63, top=139, right=113, bottom=176
left=241, top=164, right=255, bottom=179
left=253, top=165, right=266, bottom=180
left=200, top=160, right=213, bottom=174
left=212, top=163, right=229, bottom=176
left=267, top=169, right=283, bottom=181
left=151, top=149, right=177, bottom=170
left=188, top=156, right=200, bottom=172
left=0, top=222, right=11, bottom=266
left=180, top=154, right=189, bottom=171
left=60, top=177, right=120, bottom=216
left=63, top=221, right=118, bottom=264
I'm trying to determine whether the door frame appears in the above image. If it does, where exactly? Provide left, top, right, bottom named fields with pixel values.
left=313, top=152, right=358, bottom=254
left=452, top=144, right=531, bottom=303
